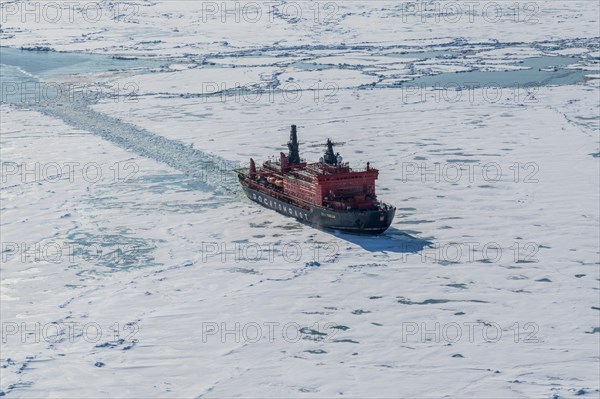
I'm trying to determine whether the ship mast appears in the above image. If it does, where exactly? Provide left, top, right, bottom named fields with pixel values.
left=323, top=139, right=340, bottom=165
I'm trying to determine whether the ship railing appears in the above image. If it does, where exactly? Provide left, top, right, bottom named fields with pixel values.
left=378, top=202, right=396, bottom=211
left=347, top=165, right=378, bottom=173
left=315, top=164, right=375, bottom=173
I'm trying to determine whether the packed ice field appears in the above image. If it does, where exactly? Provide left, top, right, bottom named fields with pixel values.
left=0, top=1, right=599, bottom=398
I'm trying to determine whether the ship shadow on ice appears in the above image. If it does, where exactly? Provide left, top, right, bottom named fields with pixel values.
left=327, top=226, right=432, bottom=254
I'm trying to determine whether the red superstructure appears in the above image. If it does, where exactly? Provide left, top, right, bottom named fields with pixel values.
left=237, top=125, right=395, bottom=234
left=256, top=150, right=379, bottom=211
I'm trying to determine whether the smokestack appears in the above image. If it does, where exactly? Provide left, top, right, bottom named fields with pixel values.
left=287, top=125, right=300, bottom=164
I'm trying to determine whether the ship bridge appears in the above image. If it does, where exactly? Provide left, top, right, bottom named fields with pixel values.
left=250, top=125, right=383, bottom=210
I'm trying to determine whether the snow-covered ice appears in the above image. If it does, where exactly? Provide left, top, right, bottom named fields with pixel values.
left=1, top=1, right=599, bottom=398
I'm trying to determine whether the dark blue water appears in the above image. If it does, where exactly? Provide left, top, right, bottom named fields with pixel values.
left=0, top=46, right=164, bottom=77
left=0, top=47, right=165, bottom=104
left=0, top=46, right=588, bottom=105
left=397, top=56, right=586, bottom=88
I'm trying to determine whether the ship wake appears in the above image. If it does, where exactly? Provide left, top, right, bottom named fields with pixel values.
left=32, top=94, right=240, bottom=196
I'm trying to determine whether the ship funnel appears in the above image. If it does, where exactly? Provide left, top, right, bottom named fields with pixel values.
left=287, top=125, right=301, bottom=164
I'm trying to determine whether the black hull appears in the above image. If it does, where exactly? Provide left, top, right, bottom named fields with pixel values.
left=239, top=181, right=395, bottom=235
